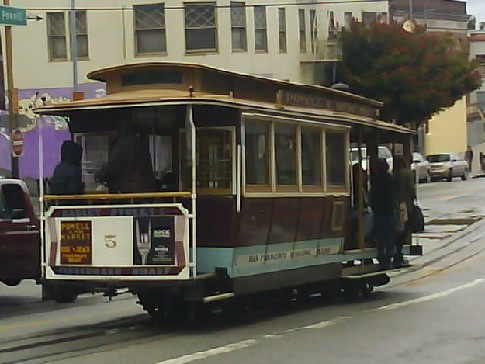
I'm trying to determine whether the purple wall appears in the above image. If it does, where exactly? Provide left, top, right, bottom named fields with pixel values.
left=0, top=82, right=105, bottom=179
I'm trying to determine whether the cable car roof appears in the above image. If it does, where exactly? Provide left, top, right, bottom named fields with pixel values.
left=35, top=62, right=413, bottom=135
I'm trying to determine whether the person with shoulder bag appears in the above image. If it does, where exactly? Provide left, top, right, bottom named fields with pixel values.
left=392, top=156, right=416, bottom=268
left=370, top=158, right=395, bottom=270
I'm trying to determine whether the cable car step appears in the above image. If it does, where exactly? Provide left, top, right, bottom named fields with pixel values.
left=203, top=292, right=235, bottom=303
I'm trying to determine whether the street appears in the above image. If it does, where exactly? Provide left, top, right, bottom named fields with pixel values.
left=1, top=178, right=484, bottom=364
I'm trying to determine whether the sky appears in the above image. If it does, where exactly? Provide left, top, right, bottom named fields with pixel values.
left=467, top=0, right=485, bottom=24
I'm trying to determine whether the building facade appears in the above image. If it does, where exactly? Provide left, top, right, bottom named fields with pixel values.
left=0, top=0, right=473, bottom=178
left=3, top=0, right=393, bottom=179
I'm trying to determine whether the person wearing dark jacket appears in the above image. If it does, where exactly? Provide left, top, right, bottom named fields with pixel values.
left=370, top=158, right=395, bottom=269
left=96, top=134, right=156, bottom=193
left=392, top=156, right=416, bottom=268
left=50, top=140, right=84, bottom=195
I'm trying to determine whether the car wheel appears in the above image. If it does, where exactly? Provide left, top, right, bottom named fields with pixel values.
left=447, top=169, right=453, bottom=182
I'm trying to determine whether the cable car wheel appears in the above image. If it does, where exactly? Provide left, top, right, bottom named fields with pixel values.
left=342, top=280, right=374, bottom=299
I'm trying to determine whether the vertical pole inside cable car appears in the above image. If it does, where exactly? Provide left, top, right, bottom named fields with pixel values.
left=357, top=127, right=365, bottom=252
left=186, top=105, right=197, bottom=277
left=38, top=113, right=45, bottom=274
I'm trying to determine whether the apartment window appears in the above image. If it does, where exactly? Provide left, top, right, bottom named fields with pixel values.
left=376, top=12, right=387, bottom=23
left=47, top=12, right=67, bottom=61
left=278, top=8, right=287, bottom=53
left=185, top=3, right=217, bottom=52
left=231, top=2, right=247, bottom=51
left=74, top=11, right=88, bottom=58
left=310, top=9, right=317, bottom=53
left=134, top=3, right=166, bottom=55
left=344, top=12, right=353, bottom=29
left=328, top=11, right=336, bottom=35
left=299, top=9, right=306, bottom=53
left=47, top=11, right=88, bottom=61
left=362, top=12, right=377, bottom=26
left=254, top=6, right=267, bottom=52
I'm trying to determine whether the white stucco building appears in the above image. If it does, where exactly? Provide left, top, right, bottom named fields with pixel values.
left=0, top=0, right=473, bottom=178
left=8, top=0, right=391, bottom=91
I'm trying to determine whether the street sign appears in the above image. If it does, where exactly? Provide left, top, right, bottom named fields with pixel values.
left=0, top=5, right=26, bottom=26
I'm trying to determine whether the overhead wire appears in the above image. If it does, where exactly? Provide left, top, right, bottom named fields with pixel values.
left=26, top=0, right=397, bottom=12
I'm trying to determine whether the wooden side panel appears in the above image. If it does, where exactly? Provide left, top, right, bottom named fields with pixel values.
left=321, top=195, right=349, bottom=239
left=268, top=198, right=300, bottom=244
left=238, top=198, right=272, bottom=247
left=296, top=197, right=325, bottom=241
left=194, top=195, right=349, bottom=248
left=196, top=196, right=236, bottom=248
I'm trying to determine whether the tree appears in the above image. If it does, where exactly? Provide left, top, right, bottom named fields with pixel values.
left=338, top=21, right=482, bottom=127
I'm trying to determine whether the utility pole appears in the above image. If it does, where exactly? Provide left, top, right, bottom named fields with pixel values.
left=70, top=0, right=78, bottom=92
left=408, top=0, right=414, bottom=20
left=4, top=0, right=18, bottom=178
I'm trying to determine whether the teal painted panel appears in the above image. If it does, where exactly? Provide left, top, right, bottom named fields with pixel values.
left=232, top=238, right=346, bottom=277
left=194, top=239, right=385, bottom=278
left=196, top=247, right=234, bottom=275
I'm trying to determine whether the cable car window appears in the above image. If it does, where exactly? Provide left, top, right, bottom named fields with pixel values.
left=122, top=71, right=182, bottom=86
left=0, top=192, right=9, bottom=219
left=301, top=127, right=322, bottom=186
left=275, top=124, right=297, bottom=186
left=2, top=184, right=27, bottom=219
left=149, top=135, right=173, bottom=184
left=196, top=129, right=232, bottom=192
left=76, top=134, right=113, bottom=192
left=245, top=121, right=270, bottom=186
left=326, top=132, right=346, bottom=187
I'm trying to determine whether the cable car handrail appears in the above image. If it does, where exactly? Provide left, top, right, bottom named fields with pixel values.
left=43, top=191, right=191, bottom=201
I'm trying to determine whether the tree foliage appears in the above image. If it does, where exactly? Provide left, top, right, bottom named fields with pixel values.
left=339, top=21, right=482, bottom=126
left=468, top=16, right=476, bottom=30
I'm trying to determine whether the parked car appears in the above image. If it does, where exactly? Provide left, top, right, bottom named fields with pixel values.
left=350, top=145, right=393, bottom=172
left=411, top=152, right=431, bottom=183
left=426, top=153, right=468, bottom=182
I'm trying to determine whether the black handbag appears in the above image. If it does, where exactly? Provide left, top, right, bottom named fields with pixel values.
left=409, top=203, right=425, bottom=233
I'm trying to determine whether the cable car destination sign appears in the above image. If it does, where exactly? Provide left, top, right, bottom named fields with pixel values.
left=277, top=90, right=378, bottom=119
left=0, top=5, right=27, bottom=26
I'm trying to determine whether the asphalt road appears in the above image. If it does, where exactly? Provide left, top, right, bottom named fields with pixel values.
left=1, top=177, right=484, bottom=364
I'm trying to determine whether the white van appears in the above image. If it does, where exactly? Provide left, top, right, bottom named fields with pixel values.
left=350, top=146, right=393, bottom=172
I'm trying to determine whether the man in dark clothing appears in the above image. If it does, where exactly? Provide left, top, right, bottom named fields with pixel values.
left=465, top=145, right=473, bottom=171
left=50, top=140, right=84, bottom=195
left=370, top=158, right=395, bottom=269
left=96, top=134, right=156, bottom=193
left=392, top=156, right=416, bottom=268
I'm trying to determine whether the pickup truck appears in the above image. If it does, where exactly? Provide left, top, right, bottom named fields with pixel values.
left=0, top=178, right=78, bottom=302
left=0, top=179, right=40, bottom=286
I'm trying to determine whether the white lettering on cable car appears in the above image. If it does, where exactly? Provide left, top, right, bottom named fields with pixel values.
left=238, top=245, right=342, bottom=266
